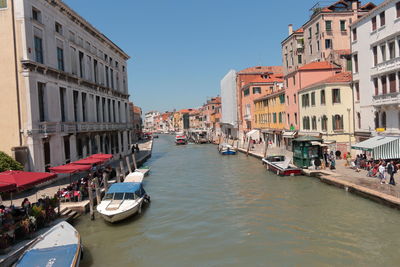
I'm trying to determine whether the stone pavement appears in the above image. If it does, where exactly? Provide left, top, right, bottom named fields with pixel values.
left=325, top=159, right=400, bottom=199
left=2, top=140, right=153, bottom=207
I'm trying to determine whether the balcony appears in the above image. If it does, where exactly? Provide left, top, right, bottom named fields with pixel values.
left=371, top=57, right=400, bottom=76
left=372, top=92, right=400, bottom=106
left=37, top=122, right=132, bottom=135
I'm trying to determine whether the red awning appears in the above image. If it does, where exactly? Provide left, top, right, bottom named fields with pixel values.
left=88, top=153, right=113, bottom=160
left=72, top=158, right=105, bottom=165
left=0, top=170, right=57, bottom=191
left=49, top=163, right=92, bottom=174
left=0, top=181, right=17, bottom=193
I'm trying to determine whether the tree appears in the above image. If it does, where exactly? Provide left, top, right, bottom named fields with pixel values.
left=0, top=151, right=23, bottom=172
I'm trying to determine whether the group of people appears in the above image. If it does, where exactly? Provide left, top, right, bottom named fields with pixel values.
left=322, top=151, right=337, bottom=170
left=366, top=160, right=398, bottom=185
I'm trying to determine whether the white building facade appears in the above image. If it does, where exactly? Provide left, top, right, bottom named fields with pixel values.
left=351, top=0, right=400, bottom=142
left=0, top=0, right=132, bottom=172
left=220, top=70, right=238, bottom=138
left=144, top=111, right=159, bottom=132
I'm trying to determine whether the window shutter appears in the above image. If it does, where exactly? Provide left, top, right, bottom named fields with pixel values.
left=341, top=115, right=344, bottom=130
left=332, top=115, right=335, bottom=130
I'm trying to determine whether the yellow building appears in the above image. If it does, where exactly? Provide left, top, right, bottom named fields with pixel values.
left=254, top=90, right=286, bottom=147
left=298, top=72, right=355, bottom=155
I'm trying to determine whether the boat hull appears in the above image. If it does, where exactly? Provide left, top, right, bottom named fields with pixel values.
left=263, top=159, right=302, bottom=176
left=98, top=199, right=144, bottom=223
left=220, top=150, right=237, bottom=155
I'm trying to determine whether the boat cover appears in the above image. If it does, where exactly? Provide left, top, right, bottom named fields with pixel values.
left=16, top=244, right=78, bottom=267
left=0, top=170, right=57, bottom=191
left=107, top=182, right=145, bottom=196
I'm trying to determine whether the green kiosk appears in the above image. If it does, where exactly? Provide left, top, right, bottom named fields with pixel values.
left=292, top=136, right=322, bottom=168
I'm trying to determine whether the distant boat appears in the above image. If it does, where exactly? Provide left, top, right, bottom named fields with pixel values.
left=175, top=134, right=187, bottom=145
left=218, top=143, right=237, bottom=155
left=262, top=155, right=302, bottom=176
left=97, top=180, right=150, bottom=223
left=16, top=221, right=82, bottom=267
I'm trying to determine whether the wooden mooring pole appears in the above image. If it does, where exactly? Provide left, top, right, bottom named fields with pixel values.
left=263, top=140, right=269, bottom=158
left=88, top=181, right=95, bottom=220
left=126, top=156, right=133, bottom=173
left=103, top=172, right=109, bottom=191
left=119, top=160, right=126, bottom=177
left=131, top=152, right=138, bottom=171
left=116, top=167, right=121, bottom=183
left=93, top=177, right=101, bottom=205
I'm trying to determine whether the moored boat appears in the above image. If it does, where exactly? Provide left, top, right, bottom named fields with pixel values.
left=218, top=143, right=237, bottom=155
left=175, top=134, right=187, bottom=145
left=96, top=182, right=149, bottom=223
left=262, top=155, right=302, bottom=176
left=15, top=221, right=82, bottom=267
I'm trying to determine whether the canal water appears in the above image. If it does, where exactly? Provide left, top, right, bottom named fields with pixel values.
left=76, top=135, right=400, bottom=266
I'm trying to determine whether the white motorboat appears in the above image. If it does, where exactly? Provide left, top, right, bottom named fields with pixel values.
left=15, top=221, right=82, bottom=267
left=218, top=143, right=237, bottom=155
left=97, top=181, right=149, bottom=223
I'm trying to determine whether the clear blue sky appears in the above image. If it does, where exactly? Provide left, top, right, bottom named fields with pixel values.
left=63, top=0, right=381, bottom=113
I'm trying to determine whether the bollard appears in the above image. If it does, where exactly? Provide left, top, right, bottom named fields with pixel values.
left=88, top=181, right=95, bottom=220
left=119, top=160, right=126, bottom=178
left=263, top=140, right=269, bottom=158
left=116, top=167, right=121, bottom=183
left=131, top=152, right=138, bottom=171
left=126, top=156, right=133, bottom=173
left=93, top=177, right=101, bottom=205
left=103, top=172, right=109, bottom=191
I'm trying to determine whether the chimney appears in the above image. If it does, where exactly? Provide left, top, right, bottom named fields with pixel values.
left=351, top=0, right=359, bottom=11
left=288, top=24, right=293, bottom=35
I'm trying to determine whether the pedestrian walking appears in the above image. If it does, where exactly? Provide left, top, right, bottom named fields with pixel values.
left=378, top=162, right=386, bottom=184
left=387, top=160, right=397, bottom=186
left=329, top=151, right=336, bottom=170
left=355, top=155, right=361, bottom=172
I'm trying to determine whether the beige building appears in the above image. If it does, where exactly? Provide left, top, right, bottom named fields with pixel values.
left=298, top=72, right=355, bottom=154
left=0, top=0, right=132, bottom=171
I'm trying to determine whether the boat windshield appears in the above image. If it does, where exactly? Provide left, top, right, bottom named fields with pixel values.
left=125, top=193, right=135, bottom=200
left=104, top=193, right=113, bottom=200
left=114, top=193, right=124, bottom=200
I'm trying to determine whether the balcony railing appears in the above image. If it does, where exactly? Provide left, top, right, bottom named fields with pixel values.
left=372, top=92, right=400, bottom=106
left=37, top=121, right=133, bottom=135
left=372, top=57, right=400, bottom=75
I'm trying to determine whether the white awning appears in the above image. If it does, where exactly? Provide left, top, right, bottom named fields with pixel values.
left=282, top=131, right=297, bottom=138
left=352, top=136, right=400, bottom=160
left=246, top=129, right=260, bottom=140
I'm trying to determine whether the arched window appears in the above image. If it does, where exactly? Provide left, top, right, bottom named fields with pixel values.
left=381, top=111, right=386, bottom=129
left=312, top=116, right=317, bottom=130
left=357, top=112, right=361, bottom=129
left=321, top=115, right=328, bottom=131
left=374, top=112, right=379, bottom=129
left=332, top=114, right=343, bottom=131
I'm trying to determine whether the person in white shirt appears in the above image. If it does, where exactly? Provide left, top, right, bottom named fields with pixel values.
left=378, top=163, right=386, bottom=184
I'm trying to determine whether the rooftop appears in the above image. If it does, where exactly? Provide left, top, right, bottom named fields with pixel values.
left=300, top=72, right=352, bottom=91
left=298, top=61, right=341, bottom=71
left=238, top=66, right=283, bottom=75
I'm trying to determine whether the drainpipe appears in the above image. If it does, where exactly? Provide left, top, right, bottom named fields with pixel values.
left=11, top=0, right=22, bottom=146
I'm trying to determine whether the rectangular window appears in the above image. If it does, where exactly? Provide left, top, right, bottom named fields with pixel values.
left=373, top=46, right=378, bottom=66
left=325, top=39, right=332, bottom=49
left=372, top=16, right=377, bottom=31
left=34, top=36, right=43, bottom=64
left=57, top=47, right=64, bottom=71
left=64, top=136, right=70, bottom=163
left=96, top=96, right=100, bottom=122
left=70, top=47, right=77, bottom=75
left=308, top=27, right=312, bottom=38
left=55, top=22, right=63, bottom=35
left=38, top=82, right=45, bottom=122
left=355, top=82, right=360, bottom=101
left=317, top=40, right=320, bottom=51
left=252, top=87, right=261, bottom=94
left=389, top=41, right=395, bottom=60
left=397, top=2, right=400, bottom=18
left=325, top=20, right=332, bottom=31
left=110, top=69, right=114, bottom=89
left=353, top=54, right=358, bottom=73
left=43, top=141, right=50, bottom=172
left=295, top=113, right=298, bottom=125
left=316, top=23, right=319, bottom=34
left=73, top=91, right=79, bottom=122
left=0, top=0, right=7, bottom=8
left=93, top=59, right=98, bottom=83
left=381, top=44, right=386, bottom=62
left=389, top=73, right=396, bottom=93
left=352, top=28, right=357, bottom=41
left=340, top=20, right=346, bottom=31
left=374, top=78, right=379, bottom=95
left=32, top=7, right=41, bottom=22
left=293, top=76, right=296, bottom=85
left=332, top=88, right=341, bottom=104
left=244, top=88, right=250, bottom=96
left=59, top=87, right=66, bottom=122
left=105, top=66, right=109, bottom=87
left=294, top=94, right=296, bottom=104
left=82, top=93, right=87, bottom=122
left=381, top=76, right=387, bottom=94
left=311, top=92, right=316, bottom=106
left=380, top=11, right=385, bottom=27
left=310, top=44, right=313, bottom=54
left=320, top=90, right=326, bottom=105
left=273, top=113, right=277, bottom=123
left=298, top=55, right=302, bottom=64
left=79, top=51, right=84, bottom=78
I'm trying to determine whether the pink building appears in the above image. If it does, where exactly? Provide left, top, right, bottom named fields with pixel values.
left=285, top=61, right=341, bottom=131
left=236, top=66, right=283, bottom=133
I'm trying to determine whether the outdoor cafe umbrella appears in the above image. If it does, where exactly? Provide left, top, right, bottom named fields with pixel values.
left=71, top=158, right=106, bottom=166
left=88, top=153, right=113, bottom=160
